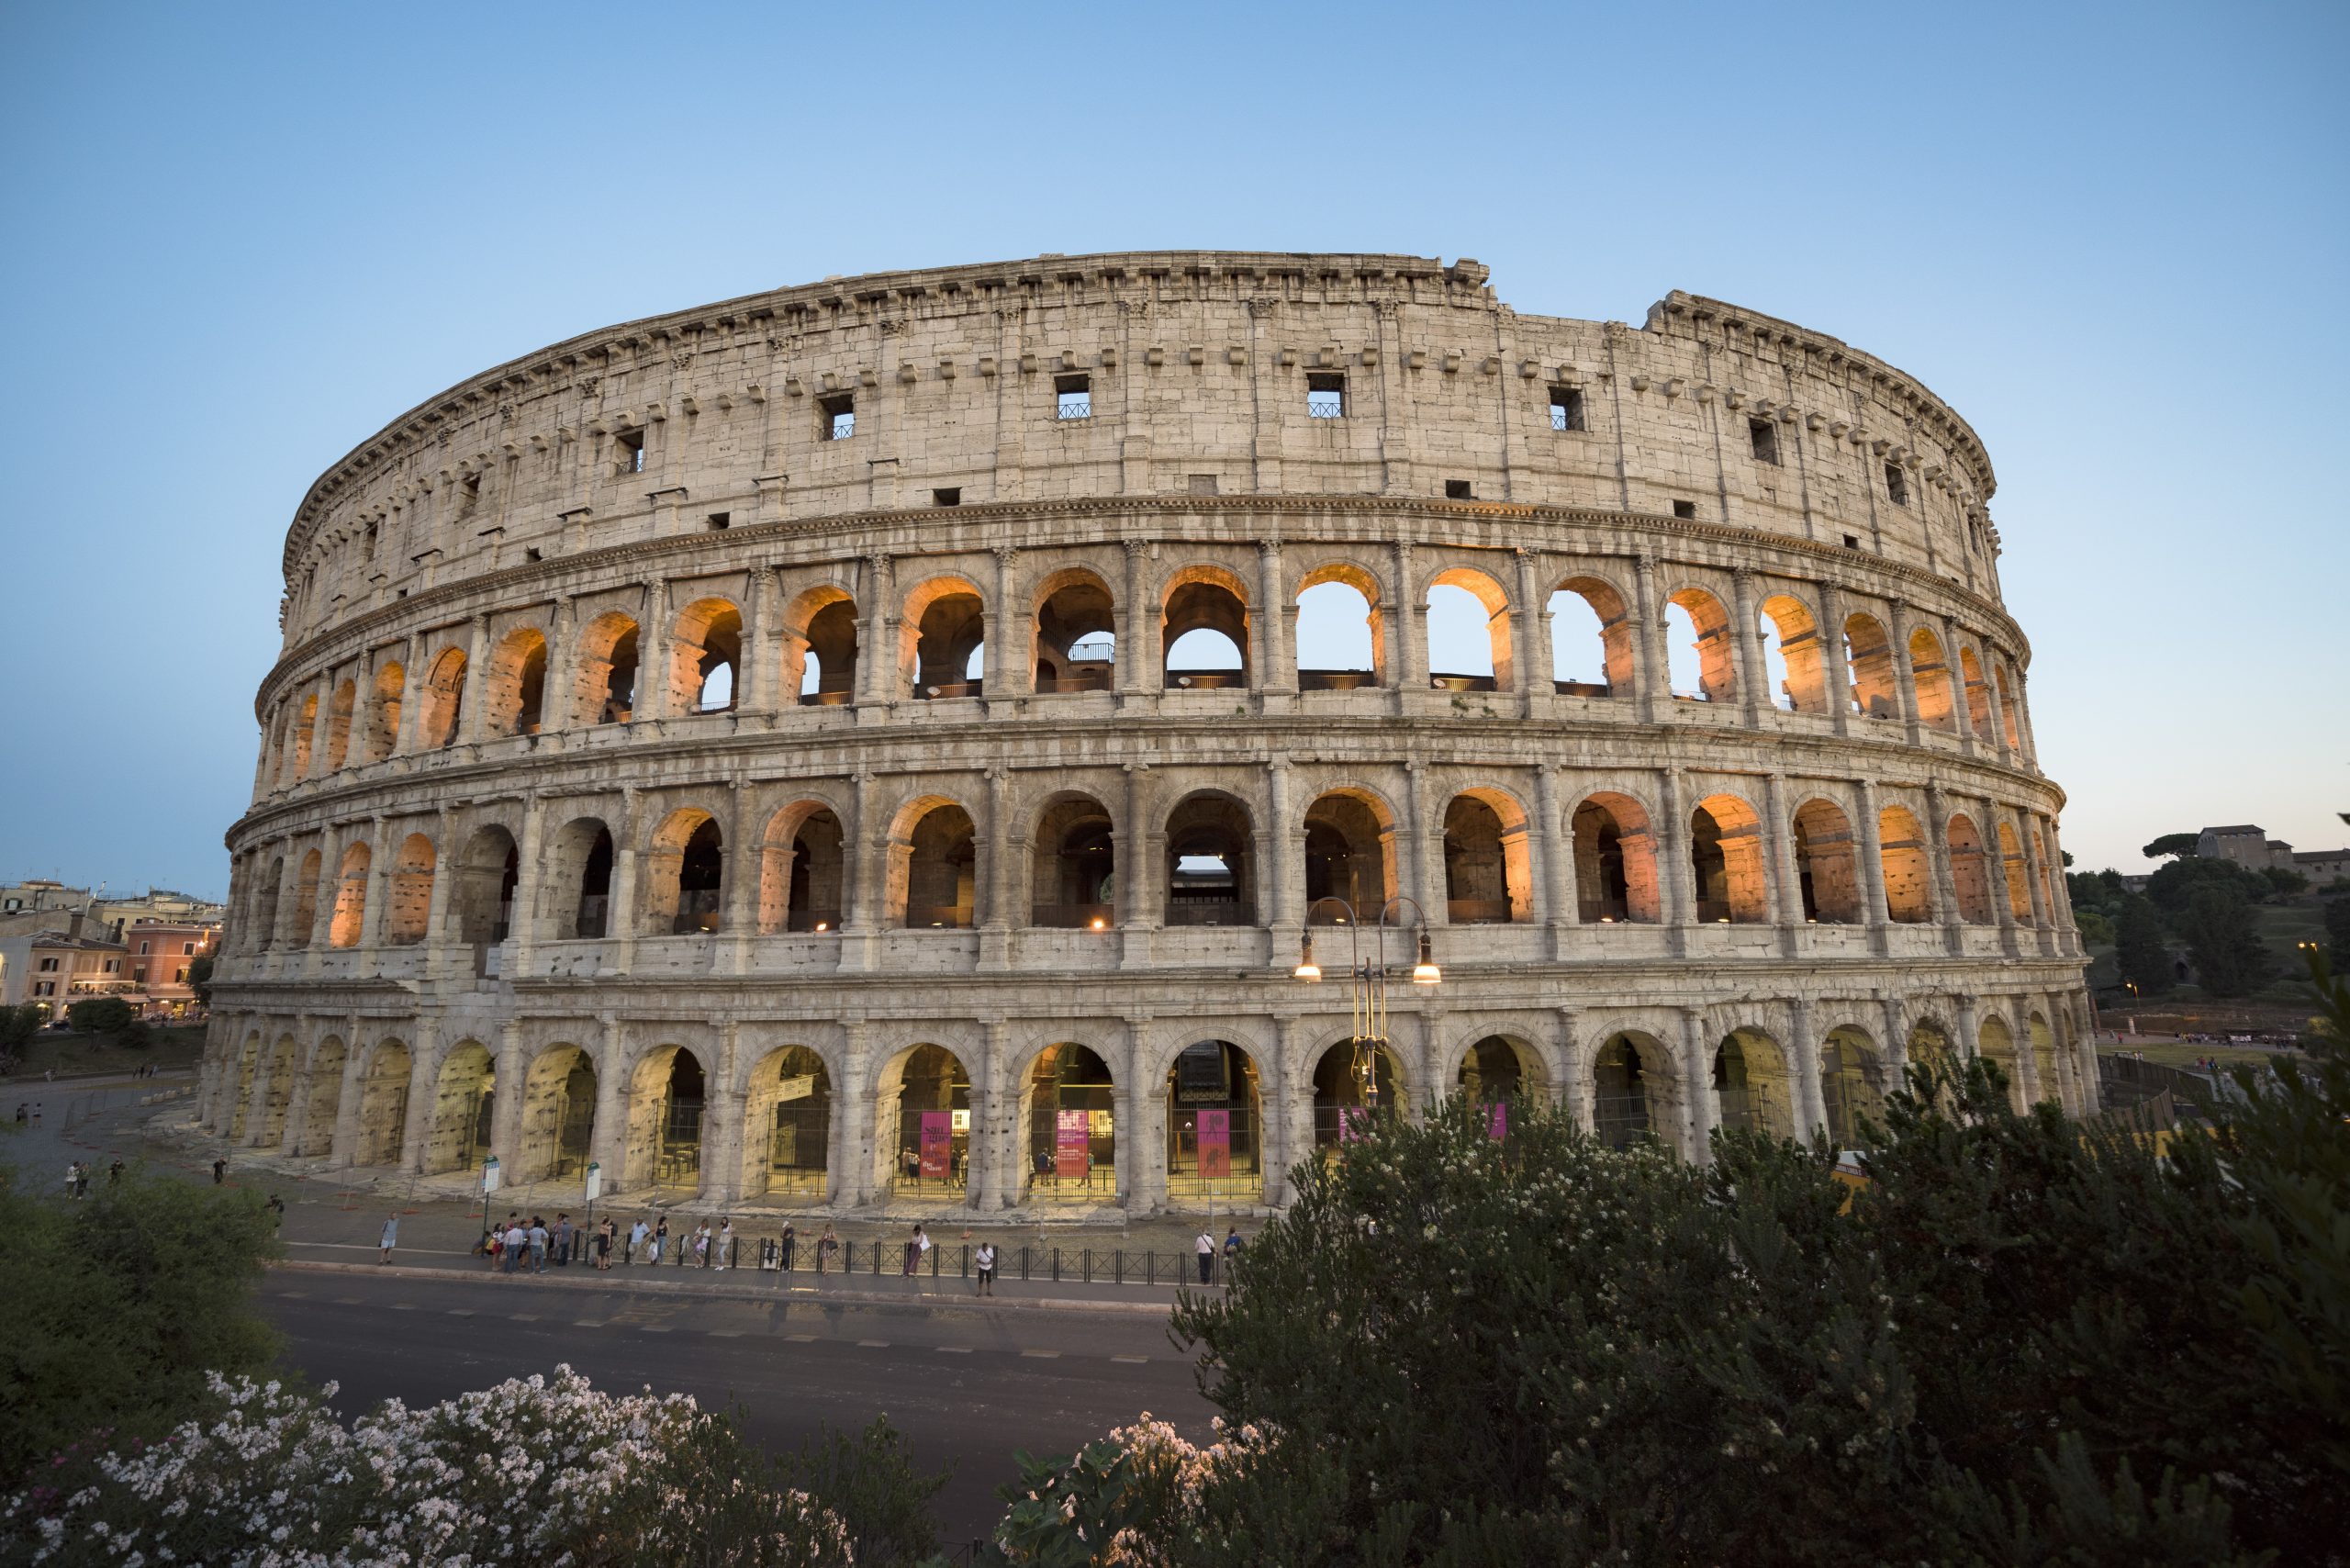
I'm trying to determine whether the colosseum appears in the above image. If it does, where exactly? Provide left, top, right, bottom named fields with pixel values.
left=197, top=250, right=2093, bottom=1215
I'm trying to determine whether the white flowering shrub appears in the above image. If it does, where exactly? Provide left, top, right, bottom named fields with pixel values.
left=0, top=1365, right=875, bottom=1566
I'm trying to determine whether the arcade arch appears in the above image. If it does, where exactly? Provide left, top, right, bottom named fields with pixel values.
left=1163, top=791, right=1255, bottom=925
left=1020, top=1042, right=1115, bottom=1204
left=1790, top=799, right=1861, bottom=924
left=1166, top=1039, right=1263, bottom=1203
left=877, top=1044, right=970, bottom=1198
left=516, top=1046, right=597, bottom=1183
left=1572, top=792, right=1661, bottom=923
left=1441, top=790, right=1529, bottom=924
left=296, top=1035, right=345, bottom=1158
left=890, top=801, right=977, bottom=928
left=423, top=1041, right=495, bottom=1176
left=1031, top=795, right=1115, bottom=928
left=742, top=1045, right=832, bottom=1201
left=1032, top=569, right=1116, bottom=693
left=1690, top=794, right=1769, bottom=924
left=1161, top=567, right=1249, bottom=689
left=1293, top=565, right=1382, bottom=690
left=1549, top=576, right=1633, bottom=696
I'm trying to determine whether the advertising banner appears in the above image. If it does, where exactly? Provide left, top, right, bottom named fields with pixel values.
left=1197, top=1109, right=1231, bottom=1178
left=1056, top=1109, right=1090, bottom=1180
left=919, top=1111, right=951, bottom=1180
left=1488, top=1103, right=1508, bottom=1140
left=777, top=1074, right=815, bottom=1103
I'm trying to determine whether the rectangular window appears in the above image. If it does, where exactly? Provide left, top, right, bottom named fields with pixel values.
left=1673, top=499, right=1697, bottom=520
left=1884, top=461, right=1908, bottom=505
left=1550, top=386, right=1585, bottom=431
left=1843, top=532, right=1862, bottom=549
left=139, top=941, right=150, bottom=955
left=1445, top=479, right=1474, bottom=500
left=183, top=941, right=196, bottom=956
left=614, top=429, right=646, bottom=474
left=38, top=957, right=57, bottom=971
left=133, top=965, right=147, bottom=983
left=1055, top=374, right=1091, bottom=420
left=34, top=982, right=50, bottom=997
left=176, top=966, right=190, bottom=983
left=1188, top=473, right=1218, bottom=497
left=1306, top=373, right=1346, bottom=419
left=706, top=511, right=731, bottom=531
left=933, top=487, right=962, bottom=507
left=819, top=393, right=855, bottom=441
left=1749, top=418, right=1780, bottom=465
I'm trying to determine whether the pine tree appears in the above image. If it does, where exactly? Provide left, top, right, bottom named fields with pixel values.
left=2115, top=894, right=2174, bottom=996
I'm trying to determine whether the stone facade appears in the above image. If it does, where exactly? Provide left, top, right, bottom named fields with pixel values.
left=198, top=251, right=2092, bottom=1214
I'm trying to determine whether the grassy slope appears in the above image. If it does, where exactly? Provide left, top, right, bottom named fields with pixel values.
left=5, top=1024, right=206, bottom=1080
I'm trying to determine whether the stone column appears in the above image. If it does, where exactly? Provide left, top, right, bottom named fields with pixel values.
left=1887, top=596, right=1923, bottom=746
left=1405, top=761, right=1446, bottom=924
left=1680, top=1007, right=1716, bottom=1163
left=1730, top=567, right=1767, bottom=727
left=738, top=567, right=776, bottom=715
left=588, top=1014, right=630, bottom=1191
left=1940, top=612, right=1978, bottom=756
left=1535, top=763, right=1572, bottom=959
left=306, top=676, right=335, bottom=779
left=856, top=553, right=895, bottom=711
left=490, top=1020, right=528, bottom=1175
left=637, top=581, right=673, bottom=722
left=1115, top=1016, right=1148, bottom=1207
left=2043, top=816, right=2082, bottom=954
left=979, top=768, right=1013, bottom=971
left=2013, top=668, right=2042, bottom=767
left=1393, top=539, right=1427, bottom=698
left=395, top=631, right=427, bottom=756
left=456, top=615, right=492, bottom=742
left=836, top=773, right=880, bottom=974
left=722, top=781, right=758, bottom=972
left=829, top=1020, right=872, bottom=1208
left=701, top=1022, right=745, bottom=1205
left=1511, top=547, right=1547, bottom=718
left=1120, top=763, right=1158, bottom=970
left=610, top=789, right=641, bottom=974
left=1657, top=766, right=1694, bottom=941
left=1256, top=542, right=1292, bottom=696
left=1787, top=995, right=1823, bottom=1139
left=1266, top=756, right=1299, bottom=937
left=357, top=815, right=394, bottom=952
left=1923, top=785, right=1965, bottom=956
left=511, top=796, right=546, bottom=967
left=330, top=1022, right=367, bottom=1166
left=1556, top=1005, right=1589, bottom=1129
left=1762, top=772, right=1805, bottom=942
left=1817, top=579, right=1852, bottom=738
left=976, top=1017, right=1012, bottom=1212
left=1953, top=991, right=1981, bottom=1064
left=1119, top=539, right=1152, bottom=703
left=1987, top=800, right=2021, bottom=958
left=397, top=1019, right=438, bottom=1173
left=1631, top=554, right=1667, bottom=723
left=542, top=596, right=576, bottom=735
left=2019, top=815, right=2056, bottom=956
left=1276, top=1014, right=1313, bottom=1202
left=422, top=808, right=457, bottom=954
left=989, top=546, right=1025, bottom=699
left=1854, top=779, right=1891, bottom=955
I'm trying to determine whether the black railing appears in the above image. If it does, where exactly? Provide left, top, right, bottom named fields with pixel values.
left=612, top=1234, right=1239, bottom=1289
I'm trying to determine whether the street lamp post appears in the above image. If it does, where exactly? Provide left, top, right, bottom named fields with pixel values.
left=1292, top=896, right=1440, bottom=1123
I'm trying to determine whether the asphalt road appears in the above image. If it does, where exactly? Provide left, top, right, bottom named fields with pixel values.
left=260, top=1270, right=1216, bottom=1548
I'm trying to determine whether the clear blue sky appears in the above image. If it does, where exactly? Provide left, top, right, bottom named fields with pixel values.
left=2, top=2, right=2343, bottom=899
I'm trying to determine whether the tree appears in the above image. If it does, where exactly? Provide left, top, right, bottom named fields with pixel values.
left=2116, top=895, right=2175, bottom=996
left=2330, top=894, right=2350, bottom=969
left=65, top=996, right=138, bottom=1039
left=2076, top=909, right=2116, bottom=947
left=187, top=955, right=215, bottom=1006
left=0, top=1003, right=40, bottom=1058
left=2180, top=886, right=2278, bottom=997
left=2143, top=832, right=2200, bottom=861
left=2067, top=868, right=2126, bottom=914
left=0, top=1166, right=283, bottom=1478
left=2262, top=866, right=2311, bottom=901
left=2147, top=854, right=2264, bottom=916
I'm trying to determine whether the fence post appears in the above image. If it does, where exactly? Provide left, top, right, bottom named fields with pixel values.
left=1052, top=1247, right=1060, bottom=1282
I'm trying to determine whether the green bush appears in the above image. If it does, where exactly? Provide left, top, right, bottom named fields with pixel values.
left=64, top=997, right=137, bottom=1039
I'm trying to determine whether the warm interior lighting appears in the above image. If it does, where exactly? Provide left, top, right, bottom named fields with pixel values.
left=1292, top=934, right=1321, bottom=982
left=1090, top=917, right=1107, bottom=931
left=813, top=921, right=829, bottom=933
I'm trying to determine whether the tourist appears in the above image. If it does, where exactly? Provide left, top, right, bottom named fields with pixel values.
left=108, top=1159, right=124, bottom=1185
left=629, top=1216, right=649, bottom=1263
left=903, top=1224, right=925, bottom=1275
left=64, top=1161, right=80, bottom=1201
left=975, top=1239, right=997, bottom=1297
left=817, top=1224, right=838, bottom=1275
left=691, top=1220, right=711, bottom=1268
left=1224, top=1227, right=1243, bottom=1264
left=528, top=1215, right=549, bottom=1272
left=210, top=1157, right=223, bottom=1183
left=778, top=1220, right=797, bottom=1274
left=552, top=1213, right=572, bottom=1266
left=1195, top=1229, right=1215, bottom=1284
left=596, top=1217, right=615, bottom=1270
left=714, top=1218, right=734, bottom=1271
left=650, top=1215, right=668, bottom=1264
left=265, top=1194, right=285, bottom=1227
left=502, top=1218, right=525, bottom=1274
left=378, top=1210, right=398, bottom=1264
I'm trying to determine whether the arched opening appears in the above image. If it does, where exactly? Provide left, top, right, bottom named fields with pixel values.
left=1294, top=566, right=1382, bottom=691
left=1593, top=1033, right=1658, bottom=1148
left=1304, top=790, right=1395, bottom=918
left=517, top=1046, right=597, bottom=1182
left=1442, top=791, right=1530, bottom=924
left=254, top=857, right=284, bottom=951
left=548, top=818, right=614, bottom=939
left=1573, top=793, right=1662, bottom=923
left=1167, top=1039, right=1263, bottom=1203
left=757, top=803, right=845, bottom=934
left=353, top=1039, right=409, bottom=1168
left=1032, top=569, right=1116, bottom=694
left=1021, top=1043, right=1116, bottom=1203
left=297, top=1036, right=346, bottom=1158
left=1164, top=791, right=1255, bottom=925
left=267, top=711, right=291, bottom=787
left=482, top=627, right=549, bottom=736
left=1973, top=1016, right=2020, bottom=1109
left=1947, top=813, right=1993, bottom=924
left=903, top=577, right=986, bottom=699
left=879, top=1044, right=969, bottom=1197
left=1664, top=588, right=1735, bottom=703
left=1691, top=795, right=1769, bottom=924
left=328, top=842, right=371, bottom=948
left=890, top=801, right=976, bottom=928
left=293, top=692, right=319, bottom=778
left=573, top=612, right=640, bottom=725
left=1820, top=1026, right=1885, bottom=1148
left=229, top=1032, right=260, bottom=1141
left=257, top=1034, right=299, bottom=1148
left=643, top=809, right=724, bottom=935
left=1313, top=1037, right=1405, bottom=1147
left=1878, top=805, right=1933, bottom=924
left=418, top=647, right=467, bottom=747
left=1844, top=613, right=1897, bottom=720
left=1458, top=1036, right=1546, bottom=1132
left=1549, top=576, right=1633, bottom=697
left=1997, top=822, right=2032, bottom=920
left=1426, top=569, right=1510, bottom=691
left=1958, top=645, right=1995, bottom=737
left=364, top=663, right=404, bottom=762
left=289, top=848, right=323, bottom=948
left=384, top=833, right=436, bottom=946
left=743, top=1046, right=832, bottom=1200
left=1757, top=594, right=1827, bottom=713
left=1714, top=1028, right=1790, bottom=1137
left=1908, top=626, right=1957, bottom=733
left=1791, top=799, right=1861, bottom=924
left=2029, top=1014, right=2063, bottom=1108
left=1161, top=567, right=1250, bottom=689
left=325, top=681, right=356, bottom=771
left=1030, top=795, right=1115, bottom=928
left=625, top=1046, right=707, bottom=1192
left=453, top=826, right=520, bottom=946
left=789, top=590, right=859, bottom=706
left=1995, top=667, right=2023, bottom=750
left=424, top=1041, right=495, bottom=1176
left=669, top=598, right=742, bottom=714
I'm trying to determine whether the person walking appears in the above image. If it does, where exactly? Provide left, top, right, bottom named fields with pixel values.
left=64, top=1161, right=80, bottom=1201
left=975, top=1239, right=997, bottom=1297
left=690, top=1221, right=711, bottom=1268
left=713, top=1218, right=734, bottom=1271
left=817, top=1224, right=838, bottom=1276
left=902, top=1224, right=924, bottom=1276
left=1195, top=1229, right=1216, bottom=1285
left=628, top=1216, right=648, bottom=1263
left=107, top=1159, right=124, bottom=1186
left=1224, top=1227, right=1243, bottom=1266
left=378, top=1211, right=399, bottom=1264
left=778, top=1221, right=797, bottom=1275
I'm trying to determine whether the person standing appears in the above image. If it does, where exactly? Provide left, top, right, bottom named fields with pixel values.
left=596, top=1217, right=615, bottom=1271
left=778, top=1221, right=797, bottom=1275
left=107, top=1159, right=124, bottom=1186
left=552, top=1214, right=573, bottom=1267
left=628, top=1216, right=649, bottom=1263
left=817, top=1224, right=838, bottom=1276
left=528, top=1215, right=549, bottom=1273
left=64, top=1161, right=79, bottom=1201
left=1224, top=1227, right=1243, bottom=1266
left=378, top=1211, right=399, bottom=1264
left=502, top=1218, right=525, bottom=1275
left=902, top=1224, right=923, bottom=1276
left=1195, top=1229, right=1215, bottom=1285
left=651, top=1215, right=668, bottom=1265
left=975, top=1240, right=997, bottom=1297
left=713, top=1218, right=733, bottom=1271
left=211, top=1157, right=223, bottom=1184
left=264, top=1194, right=285, bottom=1228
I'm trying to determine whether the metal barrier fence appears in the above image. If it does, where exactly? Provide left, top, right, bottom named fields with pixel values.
left=2099, top=1055, right=2230, bottom=1121
left=610, top=1229, right=1234, bottom=1287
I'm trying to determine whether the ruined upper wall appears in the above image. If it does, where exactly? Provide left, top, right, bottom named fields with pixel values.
left=277, top=252, right=2006, bottom=643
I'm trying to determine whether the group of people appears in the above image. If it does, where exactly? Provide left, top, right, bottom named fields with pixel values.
left=479, top=1211, right=616, bottom=1272
left=59, top=1159, right=123, bottom=1198
left=12, top=1103, right=43, bottom=1126
left=1195, top=1226, right=1245, bottom=1283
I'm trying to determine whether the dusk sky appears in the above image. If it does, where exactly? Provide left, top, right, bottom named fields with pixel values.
left=2, top=2, right=2342, bottom=899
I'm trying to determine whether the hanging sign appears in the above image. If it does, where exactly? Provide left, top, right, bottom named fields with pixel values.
left=777, top=1074, right=816, bottom=1103
left=481, top=1154, right=501, bottom=1193
left=919, top=1111, right=952, bottom=1180
left=1488, top=1103, right=1508, bottom=1141
left=1056, top=1109, right=1090, bottom=1180
left=1198, top=1109, right=1231, bottom=1178
left=583, top=1160, right=603, bottom=1202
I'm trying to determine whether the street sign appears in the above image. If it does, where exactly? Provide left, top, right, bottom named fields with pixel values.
left=481, top=1155, right=501, bottom=1193
left=583, top=1160, right=602, bottom=1202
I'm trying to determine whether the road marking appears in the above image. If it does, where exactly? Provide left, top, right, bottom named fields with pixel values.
left=278, top=1290, right=308, bottom=1299
left=1020, top=1350, right=1060, bottom=1359
left=574, top=1321, right=605, bottom=1328
left=784, top=1333, right=818, bottom=1343
left=334, top=1296, right=363, bottom=1305
left=509, top=1314, right=541, bottom=1322
left=447, top=1310, right=475, bottom=1318
left=390, top=1303, right=417, bottom=1311
left=638, top=1326, right=673, bottom=1333
left=856, top=1338, right=890, bottom=1348
left=1111, top=1355, right=1149, bottom=1364
left=937, top=1346, right=972, bottom=1354
left=707, top=1330, right=743, bottom=1338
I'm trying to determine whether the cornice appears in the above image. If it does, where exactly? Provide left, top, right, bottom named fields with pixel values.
left=255, top=494, right=2031, bottom=717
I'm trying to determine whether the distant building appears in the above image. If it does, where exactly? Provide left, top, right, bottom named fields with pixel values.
left=2193, top=824, right=2348, bottom=879
left=120, top=920, right=218, bottom=1016
left=0, top=914, right=133, bottom=1016
left=0, top=879, right=90, bottom=915
left=94, top=887, right=229, bottom=934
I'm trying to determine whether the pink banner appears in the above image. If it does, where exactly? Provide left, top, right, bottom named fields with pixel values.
left=919, top=1111, right=951, bottom=1180
left=1197, top=1109, right=1231, bottom=1178
left=1055, top=1109, right=1090, bottom=1180
left=1488, top=1103, right=1508, bottom=1140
